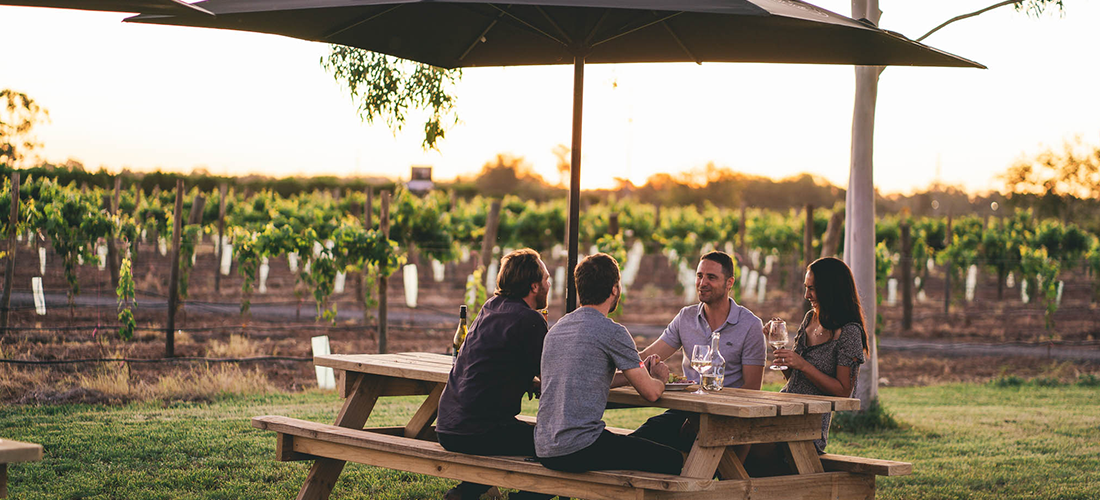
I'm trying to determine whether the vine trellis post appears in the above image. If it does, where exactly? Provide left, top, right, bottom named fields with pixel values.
left=165, top=180, right=184, bottom=358
left=1, top=172, right=20, bottom=331
left=378, top=190, right=390, bottom=354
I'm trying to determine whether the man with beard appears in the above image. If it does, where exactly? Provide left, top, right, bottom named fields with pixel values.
left=437, top=248, right=552, bottom=500
left=535, top=253, right=684, bottom=475
left=630, top=251, right=766, bottom=455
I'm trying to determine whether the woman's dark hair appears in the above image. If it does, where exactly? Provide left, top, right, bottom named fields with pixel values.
left=495, top=249, right=544, bottom=299
left=575, top=253, right=620, bottom=306
left=808, top=257, right=868, bottom=354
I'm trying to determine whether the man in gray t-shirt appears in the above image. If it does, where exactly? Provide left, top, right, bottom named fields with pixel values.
left=535, top=253, right=683, bottom=475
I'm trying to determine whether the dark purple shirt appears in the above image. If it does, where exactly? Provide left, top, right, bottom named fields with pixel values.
left=436, top=295, right=547, bottom=436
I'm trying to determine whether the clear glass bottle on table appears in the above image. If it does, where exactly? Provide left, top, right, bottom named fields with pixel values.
left=452, top=305, right=468, bottom=359
left=701, top=330, right=725, bottom=391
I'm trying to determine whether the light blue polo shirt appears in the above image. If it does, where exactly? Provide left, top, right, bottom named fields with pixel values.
left=658, top=297, right=766, bottom=388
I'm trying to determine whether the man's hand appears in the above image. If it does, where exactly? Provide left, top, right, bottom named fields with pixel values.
left=650, top=360, right=670, bottom=384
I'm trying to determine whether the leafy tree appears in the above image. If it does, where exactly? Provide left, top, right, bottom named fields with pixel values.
left=0, top=89, right=50, bottom=168
left=322, top=46, right=460, bottom=149
left=1001, top=135, right=1100, bottom=221
left=847, top=0, right=1065, bottom=410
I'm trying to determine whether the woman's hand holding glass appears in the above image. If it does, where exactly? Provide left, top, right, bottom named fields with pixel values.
left=772, top=348, right=807, bottom=372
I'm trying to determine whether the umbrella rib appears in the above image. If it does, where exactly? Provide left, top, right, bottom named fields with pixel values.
left=322, top=4, right=403, bottom=40
left=459, top=10, right=507, bottom=62
left=487, top=3, right=568, bottom=48
left=591, top=11, right=683, bottom=48
left=661, top=20, right=701, bottom=65
left=534, top=6, right=573, bottom=46
left=582, top=9, right=612, bottom=46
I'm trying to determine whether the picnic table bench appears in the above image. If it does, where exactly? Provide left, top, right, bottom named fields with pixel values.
left=253, top=352, right=910, bottom=499
left=0, top=439, right=43, bottom=498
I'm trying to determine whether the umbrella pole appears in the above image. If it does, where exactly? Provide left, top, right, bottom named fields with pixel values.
left=565, top=54, right=584, bottom=313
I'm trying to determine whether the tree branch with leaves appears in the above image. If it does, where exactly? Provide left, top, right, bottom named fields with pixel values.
left=322, top=46, right=461, bottom=150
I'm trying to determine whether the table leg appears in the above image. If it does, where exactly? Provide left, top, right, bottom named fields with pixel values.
left=297, top=372, right=385, bottom=500
left=717, top=447, right=750, bottom=480
left=782, top=441, right=825, bottom=475
left=681, top=439, right=724, bottom=479
left=403, top=383, right=445, bottom=439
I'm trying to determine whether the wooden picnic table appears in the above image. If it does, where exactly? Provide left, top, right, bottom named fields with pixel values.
left=254, top=352, right=909, bottom=500
left=0, top=439, right=43, bottom=498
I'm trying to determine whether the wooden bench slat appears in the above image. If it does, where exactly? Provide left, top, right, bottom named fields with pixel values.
left=317, top=355, right=450, bottom=382
left=252, top=416, right=714, bottom=492
left=820, top=454, right=913, bottom=477
left=0, top=440, right=43, bottom=464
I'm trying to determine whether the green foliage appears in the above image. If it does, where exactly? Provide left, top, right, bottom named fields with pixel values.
left=389, top=188, right=456, bottom=263
left=874, top=241, right=895, bottom=335
left=990, top=375, right=1026, bottom=387
left=116, top=257, right=136, bottom=341
left=830, top=398, right=900, bottom=433
left=1020, top=246, right=1060, bottom=333
left=1076, top=374, right=1100, bottom=387
left=175, top=224, right=202, bottom=301
left=321, top=46, right=460, bottom=150
left=34, top=179, right=112, bottom=303
left=465, top=267, right=488, bottom=323
left=0, top=89, right=50, bottom=167
left=1088, top=235, right=1100, bottom=300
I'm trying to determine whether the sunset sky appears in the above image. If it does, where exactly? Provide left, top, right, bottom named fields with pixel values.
left=2, top=0, right=1098, bottom=194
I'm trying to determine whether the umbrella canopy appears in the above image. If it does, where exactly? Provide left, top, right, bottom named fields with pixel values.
left=0, top=0, right=211, bottom=15
left=127, top=0, right=983, bottom=312
left=126, top=0, right=982, bottom=69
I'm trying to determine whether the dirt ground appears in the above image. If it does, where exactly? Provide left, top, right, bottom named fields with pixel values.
left=3, top=243, right=1098, bottom=404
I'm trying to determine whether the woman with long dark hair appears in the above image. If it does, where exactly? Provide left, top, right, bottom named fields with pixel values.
left=773, top=256, right=869, bottom=454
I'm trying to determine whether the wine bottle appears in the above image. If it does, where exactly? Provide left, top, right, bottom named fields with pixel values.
left=452, top=305, right=468, bottom=358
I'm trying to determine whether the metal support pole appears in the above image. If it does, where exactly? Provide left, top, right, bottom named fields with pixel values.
left=565, top=54, right=585, bottom=313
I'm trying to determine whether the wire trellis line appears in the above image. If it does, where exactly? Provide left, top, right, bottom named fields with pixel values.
left=0, top=355, right=314, bottom=366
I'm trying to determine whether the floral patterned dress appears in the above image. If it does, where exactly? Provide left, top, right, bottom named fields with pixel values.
left=780, top=312, right=866, bottom=454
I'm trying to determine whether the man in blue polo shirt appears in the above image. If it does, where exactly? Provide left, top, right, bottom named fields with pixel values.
left=631, top=251, right=766, bottom=453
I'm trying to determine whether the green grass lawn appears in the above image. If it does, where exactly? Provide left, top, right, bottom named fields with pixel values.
left=2, top=383, right=1098, bottom=500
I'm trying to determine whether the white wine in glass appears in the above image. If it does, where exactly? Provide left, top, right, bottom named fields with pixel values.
left=689, top=345, right=711, bottom=395
left=766, top=319, right=789, bottom=371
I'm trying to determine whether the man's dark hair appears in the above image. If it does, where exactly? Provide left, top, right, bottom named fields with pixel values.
left=575, top=253, right=620, bottom=306
left=495, top=248, right=543, bottom=299
left=700, top=251, right=735, bottom=280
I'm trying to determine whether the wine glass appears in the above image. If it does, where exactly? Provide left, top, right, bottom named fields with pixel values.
left=766, top=319, right=789, bottom=371
left=689, top=344, right=711, bottom=395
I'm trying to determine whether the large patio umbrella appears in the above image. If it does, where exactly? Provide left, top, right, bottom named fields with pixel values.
left=126, top=0, right=984, bottom=312
left=0, top=0, right=211, bottom=15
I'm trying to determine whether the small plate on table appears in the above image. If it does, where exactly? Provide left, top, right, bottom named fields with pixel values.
left=664, top=382, right=695, bottom=391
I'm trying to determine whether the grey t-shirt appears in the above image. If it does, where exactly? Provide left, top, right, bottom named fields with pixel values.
left=535, top=307, right=643, bottom=458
